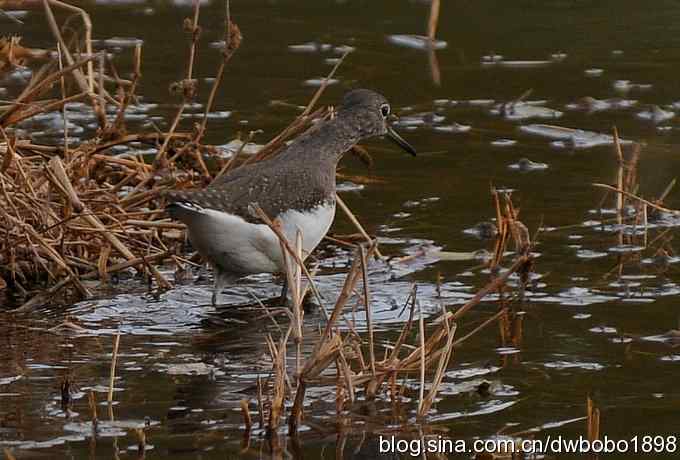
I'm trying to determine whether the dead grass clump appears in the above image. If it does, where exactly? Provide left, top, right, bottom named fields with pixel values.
left=592, top=129, right=680, bottom=280
left=244, top=191, right=535, bottom=453
left=0, top=2, right=349, bottom=311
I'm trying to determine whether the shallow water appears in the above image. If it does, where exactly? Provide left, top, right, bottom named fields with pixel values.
left=3, top=0, right=680, bottom=458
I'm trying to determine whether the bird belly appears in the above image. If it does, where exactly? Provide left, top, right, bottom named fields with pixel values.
left=187, top=209, right=280, bottom=274
left=277, top=202, right=336, bottom=261
left=185, top=202, right=336, bottom=275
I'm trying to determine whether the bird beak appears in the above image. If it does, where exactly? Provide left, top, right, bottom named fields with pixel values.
left=386, top=124, right=416, bottom=156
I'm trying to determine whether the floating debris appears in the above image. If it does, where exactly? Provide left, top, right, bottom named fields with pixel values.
left=519, top=124, right=633, bottom=149
left=544, top=360, right=604, bottom=371
left=160, top=362, right=221, bottom=376
left=2, top=10, right=29, bottom=20
left=496, top=347, right=521, bottom=355
left=636, top=105, right=674, bottom=124
left=433, top=98, right=454, bottom=106
left=491, top=139, right=517, bottom=147
left=480, top=54, right=552, bottom=67
left=541, top=287, right=618, bottom=305
left=498, top=60, right=553, bottom=68
left=102, top=37, right=144, bottom=48
left=641, top=254, right=680, bottom=266
left=336, top=181, right=365, bottom=192
left=565, top=96, right=637, bottom=112
left=393, top=112, right=445, bottom=128
left=463, top=221, right=498, bottom=240
left=481, top=53, right=504, bottom=64
left=465, top=99, right=495, bottom=107
left=386, top=34, right=447, bottom=50
left=433, top=122, right=471, bottom=133
left=584, top=68, right=604, bottom=77
left=333, top=45, right=355, bottom=55
left=217, top=139, right=264, bottom=157
left=550, top=51, right=568, bottom=61
left=508, top=158, right=548, bottom=171
left=0, top=375, right=23, bottom=385
left=303, top=78, right=339, bottom=87
left=613, top=80, right=652, bottom=94
left=589, top=326, right=618, bottom=334
left=287, top=42, right=333, bottom=53
left=492, top=101, right=563, bottom=121
left=181, top=110, right=232, bottom=120
left=429, top=249, right=495, bottom=262
left=608, top=244, right=645, bottom=253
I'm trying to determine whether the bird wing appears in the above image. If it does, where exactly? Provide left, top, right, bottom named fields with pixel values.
left=165, top=173, right=267, bottom=223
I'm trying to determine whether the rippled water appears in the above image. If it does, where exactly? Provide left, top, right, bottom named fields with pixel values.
left=3, top=0, right=680, bottom=458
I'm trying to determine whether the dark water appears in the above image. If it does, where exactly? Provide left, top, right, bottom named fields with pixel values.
left=3, top=0, right=680, bottom=458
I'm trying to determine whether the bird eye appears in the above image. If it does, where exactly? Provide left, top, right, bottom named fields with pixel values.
left=380, top=103, right=390, bottom=118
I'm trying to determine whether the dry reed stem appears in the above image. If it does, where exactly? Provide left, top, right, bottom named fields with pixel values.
left=153, top=0, right=201, bottom=168
left=240, top=399, right=252, bottom=432
left=110, top=43, right=142, bottom=135
left=196, top=0, right=241, bottom=142
left=613, top=127, right=624, bottom=249
left=215, top=129, right=258, bottom=179
left=15, top=156, right=171, bottom=306
left=107, top=333, right=120, bottom=403
left=419, top=324, right=457, bottom=417
left=56, top=42, right=69, bottom=152
left=245, top=52, right=347, bottom=165
left=134, top=428, right=146, bottom=454
left=88, top=390, right=98, bottom=428
left=452, top=255, right=531, bottom=321
left=358, top=245, right=376, bottom=376
left=427, top=0, right=441, bottom=41
left=586, top=396, right=600, bottom=443
left=592, top=183, right=680, bottom=215
left=453, top=308, right=506, bottom=347
left=336, top=194, right=384, bottom=259
left=0, top=52, right=100, bottom=126
left=267, top=329, right=290, bottom=435
left=261, top=238, right=530, bottom=433
left=0, top=3, right=226, bottom=306
left=417, top=300, right=426, bottom=415
left=250, top=204, right=327, bottom=318
left=256, top=377, right=265, bottom=429
left=42, top=0, right=105, bottom=126
left=287, top=255, right=367, bottom=432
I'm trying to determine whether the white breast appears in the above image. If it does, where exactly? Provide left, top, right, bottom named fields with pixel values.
left=186, top=202, right=336, bottom=275
left=278, top=203, right=336, bottom=255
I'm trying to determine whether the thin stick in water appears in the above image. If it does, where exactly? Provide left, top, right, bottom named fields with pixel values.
left=108, top=333, right=120, bottom=403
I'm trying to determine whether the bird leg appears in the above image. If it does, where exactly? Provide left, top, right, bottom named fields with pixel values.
left=212, top=268, right=238, bottom=307
left=278, top=278, right=288, bottom=306
left=211, top=280, right=219, bottom=307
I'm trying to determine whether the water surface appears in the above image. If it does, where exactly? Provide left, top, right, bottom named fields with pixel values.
left=2, top=1, right=680, bottom=458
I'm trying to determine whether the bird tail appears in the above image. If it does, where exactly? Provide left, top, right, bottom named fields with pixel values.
left=165, top=192, right=205, bottom=222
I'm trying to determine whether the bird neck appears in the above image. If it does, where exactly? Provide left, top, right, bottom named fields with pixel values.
left=278, top=110, right=364, bottom=165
